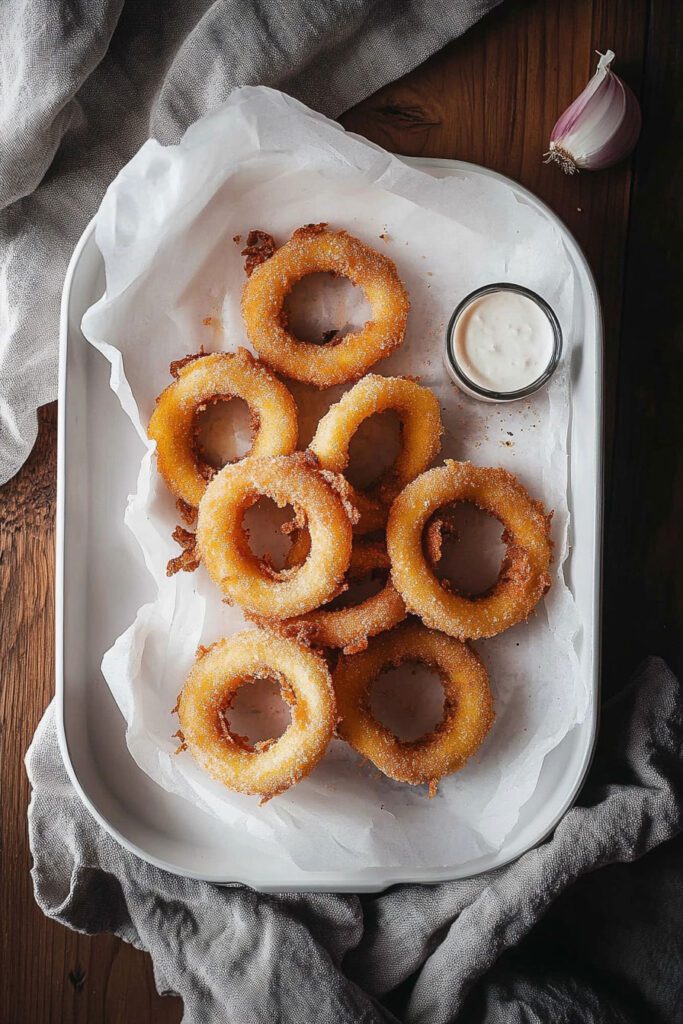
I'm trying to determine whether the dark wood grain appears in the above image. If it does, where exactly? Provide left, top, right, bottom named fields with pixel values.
left=1, top=0, right=673, bottom=1019
left=0, top=415, right=184, bottom=1022
left=602, top=0, right=683, bottom=685
left=343, top=0, right=648, bottom=485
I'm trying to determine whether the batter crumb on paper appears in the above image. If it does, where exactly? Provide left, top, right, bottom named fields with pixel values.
left=172, top=729, right=187, bottom=754
left=241, top=229, right=276, bottom=276
left=176, top=498, right=196, bottom=525
left=167, top=526, right=200, bottom=576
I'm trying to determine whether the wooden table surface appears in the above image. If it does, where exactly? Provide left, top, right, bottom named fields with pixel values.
left=2, top=1, right=681, bottom=1019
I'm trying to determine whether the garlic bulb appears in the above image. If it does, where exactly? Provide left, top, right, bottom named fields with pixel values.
left=545, top=50, right=641, bottom=174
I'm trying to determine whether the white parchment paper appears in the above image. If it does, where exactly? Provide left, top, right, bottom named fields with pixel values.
left=82, top=87, right=589, bottom=873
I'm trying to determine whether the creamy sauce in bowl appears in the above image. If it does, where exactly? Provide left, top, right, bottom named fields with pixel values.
left=445, top=285, right=561, bottom=402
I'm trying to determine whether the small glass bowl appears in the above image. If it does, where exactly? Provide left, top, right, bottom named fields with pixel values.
left=443, top=283, right=563, bottom=403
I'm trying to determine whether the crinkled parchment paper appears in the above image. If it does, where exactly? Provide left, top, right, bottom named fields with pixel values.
left=82, top=87, right=589, bottom=872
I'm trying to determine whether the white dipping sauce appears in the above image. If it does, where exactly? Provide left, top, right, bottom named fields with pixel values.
left=452, top=289, right=554, bottom=392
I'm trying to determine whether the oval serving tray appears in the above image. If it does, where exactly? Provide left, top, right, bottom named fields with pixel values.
left=55, top=157, right=602, bottom=892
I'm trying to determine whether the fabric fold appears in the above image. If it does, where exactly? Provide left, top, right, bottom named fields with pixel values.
left=0, top=0, right=502, bottom=485
left=27, top=658, right=683, bottom=1023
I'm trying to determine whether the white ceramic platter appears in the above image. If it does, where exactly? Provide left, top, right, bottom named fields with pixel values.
left=56, top=157, right=602, bottom=892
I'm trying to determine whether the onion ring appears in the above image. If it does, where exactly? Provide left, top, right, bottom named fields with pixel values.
left=177, top=629, right=336, bottom=800
left=309, top=374, right=443, bottom=532
left=333, top=621, right=494, bottom=790
left=253, top=536, right=406, bottom=654
left=387, top=461, right=552, bottom=639
left=196, top=454, right=354, bottom=617
left=148, top=348, right=298, bottom=508
left=240, top=224, right=410, bottom=388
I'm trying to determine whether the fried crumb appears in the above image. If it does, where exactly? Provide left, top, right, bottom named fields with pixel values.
left=233, top=234, right=241, bottom=244
left=166, top=525, right=200, bottom=576
left=172, top=525, right=197, bottom=550
left=176, top=498, right=196, bottom=525
left=166, top=549, right=201, bottom=576
left=241, top=229, right=276, bottom=276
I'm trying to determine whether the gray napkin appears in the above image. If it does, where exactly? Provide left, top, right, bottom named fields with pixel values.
left=0, top=0, right=500, bottom=485
left=27, top=659, right=683, bottom=1022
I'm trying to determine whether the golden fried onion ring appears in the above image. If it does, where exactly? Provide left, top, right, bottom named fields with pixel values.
left=309, top=374, right=443, bottom=531
left=334, top=621, right=494, bottom=790
left=241, top=224, right=410, bottom=388
left=197, top=454, right=354, bottom=617
left=254, top=536, right=406, bottom=654
left=178, top=629, right=336, bottom=800
left=148, top=349, right=298, bottom=508
left=387, top=461, right=552, bottom=640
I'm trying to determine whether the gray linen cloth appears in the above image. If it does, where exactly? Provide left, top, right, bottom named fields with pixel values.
left=6, top=1, right=683, bottom=1021
left=0, top=0, right=499, bottom=485
left=27, top=660, right=683, bottom=1022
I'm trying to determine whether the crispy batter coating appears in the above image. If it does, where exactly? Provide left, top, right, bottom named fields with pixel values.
left=387, top=461, right=552, bottom=640
left=196, top=454, right=354, bottom=618
left=241, top=224, right=410, bottom=388
left=309, top=374, right=443, bottom=533
left=177, top=629, right=336, bottom=800
left=422, top=505, right=459, bottom=565
left=334, top=621, right=494, bottom=789
left=253, top=537, right=406, bottom=654
left=148, top=348, right=298, bottom=508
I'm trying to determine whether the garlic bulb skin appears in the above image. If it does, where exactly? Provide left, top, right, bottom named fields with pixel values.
left=546, top=50, right=641, bottom=174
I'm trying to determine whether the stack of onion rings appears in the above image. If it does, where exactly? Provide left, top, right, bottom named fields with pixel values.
left=148, top=348, right=298, bottom=508
left=144, top=222, right=559, bottom=805
left=333, top=621, right=494, bottom=791
left=178, top=629, right=336, bottom=800
left=196, top=453, right=355, bottom=618
left=309, top=374, right=443, bottom=533
left=387, top=461, right=552, bottom=639
left=241, top=224, right=410, bottom=388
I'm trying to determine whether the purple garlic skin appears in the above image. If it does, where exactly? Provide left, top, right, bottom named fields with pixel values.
left=546, top=50, right=641, bottom=174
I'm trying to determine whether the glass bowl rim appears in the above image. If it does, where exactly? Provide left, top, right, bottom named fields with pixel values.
left=445, top=283, right=563, bottom=401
